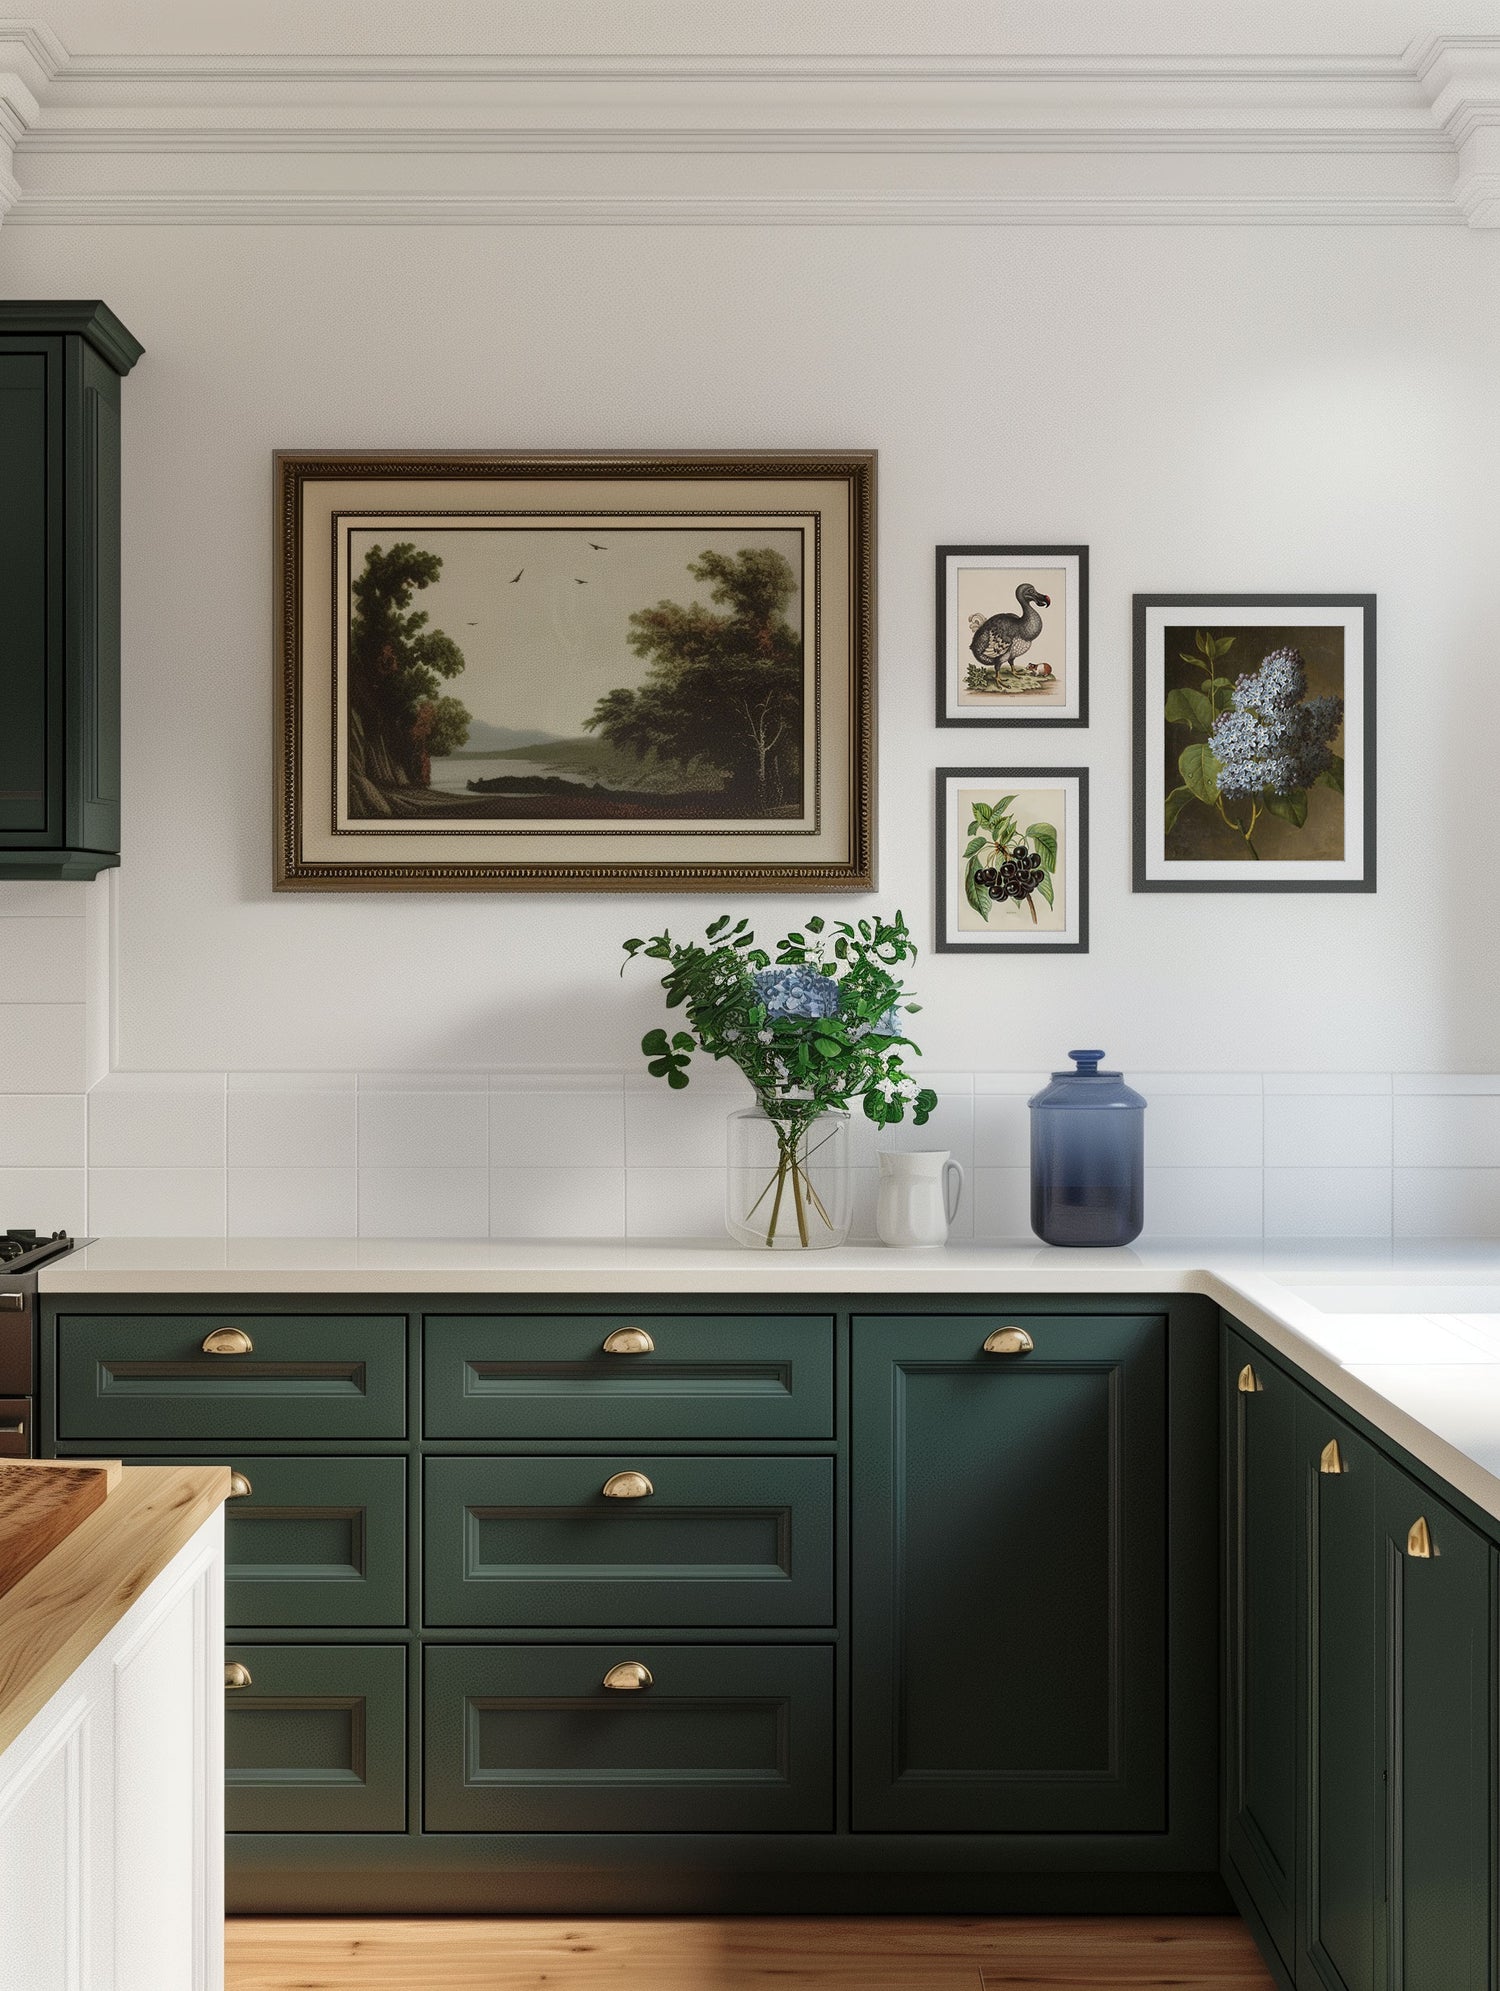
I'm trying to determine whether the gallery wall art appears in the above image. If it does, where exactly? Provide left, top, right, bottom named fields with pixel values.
left=1133, top=593, right=1375, bottom=893
left=935, top=766, right=1089, bottom=954
left=275, top=451, right=875, bottom=891
left=935, top=545, right=1088, bottom=728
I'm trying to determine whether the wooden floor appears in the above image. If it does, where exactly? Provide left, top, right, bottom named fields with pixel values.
left=226, top=1916, right=1277, bottom=1990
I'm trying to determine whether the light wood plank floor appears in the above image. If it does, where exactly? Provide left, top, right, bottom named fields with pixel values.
left=226, top=1916, right=1278, bottom=1990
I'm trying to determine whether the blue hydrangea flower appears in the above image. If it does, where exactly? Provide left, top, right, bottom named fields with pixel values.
left=752, top=965, right=840, bottom=1021
left=1208, top=647, right=1343, bottom=801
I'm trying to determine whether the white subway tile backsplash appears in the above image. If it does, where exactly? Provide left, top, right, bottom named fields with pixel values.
left=1147, top=1093, right=1262, bottom=1169
left=490, top=1089, right=624, bottom=1170
left=358, top=1165, right=489, bottom=1238
left=1394, top=1095, right=1500, bottom=1168
left=228, top=1166, right=358, bottom=1238
left=0, top=920, right=87, bottom=1004
left=1264, top=1167, right=1392, bottom=1240
left=626, top=1165, right=728, bottom=1239
left=974, top=1092, right=1030, bottom=1168
left=875, top=1093, right=974, bottom=1174
left=1394, top=1074, right=1500, bottom=1095
left=0, top=1007, right=86, bottom=1093
left=229, top=1089, right=358, bottom=1169
left=972, top=1167, right=1032, bottom=1241
left=625, top=1088, right=735, bottom=1169
left=1395, top=1168, right=1500, bottom=1240
left=1264, top=1092, right=1393, bottom=1169
left=490, top=1166, right=626, bottom=1239
left=229, top=1071, right=358, bottom=1092
left=357, top=1070, right=492, bottom=1091
left=1141, top=1167, right=1262, bottom=1239
left=0, top=883, right=86, bottom=918
left=0, top=1166, right=86, bottom=1234
left=1264, top=1072, right=1391, bottom=1095
left=0, top=1094, right=86, bottom=1168
left=88, top=1166, right=225, bottom=1237
left=358, top=1090, right=488, bottom=1169
left=1133, top=1071, right=1262, bottom=1096
left=88, top=1074, right=226, bottom=1168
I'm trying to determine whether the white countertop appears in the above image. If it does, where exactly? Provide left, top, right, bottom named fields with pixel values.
left=40, top=1236, right=1500, bottom=1528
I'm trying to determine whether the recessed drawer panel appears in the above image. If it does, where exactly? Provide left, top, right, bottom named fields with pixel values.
left=209, top=1455, right=405, bottom=1628
left=56, top=1313, right=407, bottom=1440
left=424, top=1642, right=834, bottom=1833
left=424, top=1455, right=833, bottom=1628
left=423, top=1313, right=833, bottom=1440
left=224, top=1643, right=406, bottom=1833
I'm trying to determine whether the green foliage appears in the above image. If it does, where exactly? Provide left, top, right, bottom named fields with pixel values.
left=962, top=799, right=1058, bottom=927
left=348, top=542, right=471, bottom=792
left=1178, top=741, right=1223, bottom=804
left=622, top=911, right=937, bottom=1131
left=587, top=548, right=803, bottom=812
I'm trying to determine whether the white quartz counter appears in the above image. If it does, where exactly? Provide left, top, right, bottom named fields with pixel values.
left=40, top=1236, right=1500, bottom=1529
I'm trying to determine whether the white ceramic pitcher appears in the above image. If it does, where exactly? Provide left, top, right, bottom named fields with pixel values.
left=875, top=1150, right=964, bottom=1248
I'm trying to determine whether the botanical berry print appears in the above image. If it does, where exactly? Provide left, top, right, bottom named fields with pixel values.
left=1163, top=626, right=1345, bottom=862
left=959, top=785, right=1064, bottom=932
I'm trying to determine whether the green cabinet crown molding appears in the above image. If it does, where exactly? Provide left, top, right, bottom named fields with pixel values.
left=0, top=300, right=140, bottom=881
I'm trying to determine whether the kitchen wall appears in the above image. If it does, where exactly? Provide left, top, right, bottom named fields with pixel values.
left=0, top=21, right=1498, bottom=1240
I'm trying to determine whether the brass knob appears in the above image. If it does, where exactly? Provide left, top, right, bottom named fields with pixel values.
left=1237, top=1364, right=1263, bottom=1394
left=1407, top=1516, right=1434, bottom=1559
left=602, top=1471, right=654, bottom=1500
left=227, top=1471, right=253, bottom=1499
left=982, top=1326, right=1034, bottom=1356
left=202, top=1327, right=253, bottom=1356
left=1320, top=1439, right=1348, bottom=1475
left=602, top=1661, right=653, bottom=1691
left=224, top=1662, right=253, bottom=1691
left=603, top=1327, right=655, bottom=1356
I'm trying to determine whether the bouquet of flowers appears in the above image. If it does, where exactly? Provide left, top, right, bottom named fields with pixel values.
left=623, top=912, right=936, bottom=1246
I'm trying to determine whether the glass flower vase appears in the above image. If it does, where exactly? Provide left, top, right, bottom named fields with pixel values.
left=726, top=1099, right=852, bottom=1250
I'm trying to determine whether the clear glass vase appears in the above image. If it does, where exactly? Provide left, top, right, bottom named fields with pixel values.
left=726, top=1099, right=852, bottom=1249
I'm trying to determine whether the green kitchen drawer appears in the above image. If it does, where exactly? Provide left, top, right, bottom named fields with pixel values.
left=424, top=1455, right=833, bottom=1627
left=56, top=1313, right=407, bottom=1440
left=424, top=1642, right=834, bottom=1833
left=423, top=1312, right=834, bottom=1440
left=217, top=1456, right=406, bottom=1627
left=224, top=1643, right=406, bottom=1833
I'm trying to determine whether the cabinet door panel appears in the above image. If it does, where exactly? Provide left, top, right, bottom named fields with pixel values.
left=1225, top=1331, right=1299, bottom=1973
left=425, top=1455, right=832, bottom=1627
left=0, top=345, right=60, bottom=839
left=1378, top=1464, right=1493, bottom=1991
left=224, top=1643, right=406, bottom=1834
left=851, top=1312, right=1167, bottom=1833
left=1300, top=1402, right=1381, bottom=1991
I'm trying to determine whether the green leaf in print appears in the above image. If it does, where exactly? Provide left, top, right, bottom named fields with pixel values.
left=962, top=835, right=987, bottom=859
left=1214, top=634, right=1234, bottom=654
left=1264, top=788, right=1309, bottom=828
left=1317, top=757, right=1345, bottom=794
left=1033, top=872, right=1055, bottom=909
left=1162, top=785, right=1194, bottom=834
left=1179, top=742, right=1223, bottom=804
left=1165, top=686, right=1213, bottom=732
left=1027, top=822, right=1058, bottom=872
left=964, top=856, right=992, bottom=920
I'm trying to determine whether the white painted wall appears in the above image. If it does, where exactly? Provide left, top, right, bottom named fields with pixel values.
left=1, top=221, right=1497, bottom=1077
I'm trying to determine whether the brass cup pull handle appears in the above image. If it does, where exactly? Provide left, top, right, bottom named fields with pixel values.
left=0, top=1419, right=23, bottom=1436
left=1320, top=1439, right=1348, bottom=1475
left=602, top=1328, right=655, bottom=1356
left=983, top=1326, right=1034, bottom=1356
left=202, top=1328, right=254, bottom=1357
left=602, top=1471, right=654, bottom=1500
left=1237, top=1364, right=1263, bottom=1394
left=602, top=1662, right=653, bottom=1692
left=1407, top=1515, right=1435, bottom=1559
left=224, top=1662, right=253, bottom=1691
left=227, top=1471, right=253, bottom=1499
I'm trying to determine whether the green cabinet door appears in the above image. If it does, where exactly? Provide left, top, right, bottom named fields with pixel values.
left=224, top=1643, right=407, bottom=1833
left=0, top=344, right=60, bottom=840
left=1299, top=1400, right=1381, bottom=1991
left=56, top=1312, right=407, bottom=1441
left=424, top=1642, right=834, bottom=1833
left=223, top=1457, right=407, bottom=1628
left=850, top=1312, right=1168, bottom=1833
left=1224, top=1331, right=1300, bottom=1974
left=425, top=1455, right=833, bottom=1627
left=1376, top=1462, right=1493, bottom=1991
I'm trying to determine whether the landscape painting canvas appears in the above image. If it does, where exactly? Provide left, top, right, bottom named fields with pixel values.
left=276, top=453, right=874, bottom=891
left=936, top=545, right=1087, bottom=727
left=1133, top=594, right=1375, bottom=893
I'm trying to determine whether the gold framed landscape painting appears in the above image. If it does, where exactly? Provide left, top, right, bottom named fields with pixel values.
left=275, top=452, right=875, bottom=891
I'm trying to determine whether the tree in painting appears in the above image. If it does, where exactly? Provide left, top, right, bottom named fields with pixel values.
left=347, top=543, right=471, bottom=816
left=586, top=548, right=803, bottom=813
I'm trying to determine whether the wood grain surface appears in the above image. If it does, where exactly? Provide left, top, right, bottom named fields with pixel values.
left=225, top=1916, right=1277, bottom=1989
left=0, top=1458, right=121, bottom=1601
left=0, top=1462, right=228, bottom=1757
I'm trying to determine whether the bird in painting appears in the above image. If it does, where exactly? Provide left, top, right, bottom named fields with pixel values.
left=588, top=542, right=608, bottom=551
left=968, top=583, right=1051, bottom=670
left=509, top=569, right=524, bottom=583
left=575, top=578, right=587, bottom=585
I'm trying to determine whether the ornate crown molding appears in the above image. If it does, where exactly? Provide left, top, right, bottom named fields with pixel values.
left=0, top=25, right=1497, bottom=226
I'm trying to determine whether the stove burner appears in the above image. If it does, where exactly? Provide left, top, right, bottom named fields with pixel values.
left=0, top=1230, right=73, bottom=1269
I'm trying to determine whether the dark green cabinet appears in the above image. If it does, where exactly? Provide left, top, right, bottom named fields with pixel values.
left=850, top=1311, right=1168, bottom=1833
left=424, top=1642, right=834, bottom=1833
left=224, top=1456, right=407, bottom=1627
left=0, top=302, right=140, bottom=880
left=424, top=1454, right=833, bottom=1627
left=224, top=1643, right=407, bottom=1833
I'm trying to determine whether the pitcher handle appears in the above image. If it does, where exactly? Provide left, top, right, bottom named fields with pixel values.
left=943, top=1158, right=965, bottom=1224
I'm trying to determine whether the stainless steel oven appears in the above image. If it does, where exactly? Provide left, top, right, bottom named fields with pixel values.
left=0, top=1232, right=84, bottom=1456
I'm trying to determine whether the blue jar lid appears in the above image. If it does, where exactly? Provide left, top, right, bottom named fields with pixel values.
left=1028, top=1049, right=1147, bottom=1111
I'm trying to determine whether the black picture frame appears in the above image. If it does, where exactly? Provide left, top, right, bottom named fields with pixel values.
left=935, top=766, right=1090, bottom=954
left=935, top=544, right=1089, bottom=729
left=1133, top=593, right=1376, bottom=894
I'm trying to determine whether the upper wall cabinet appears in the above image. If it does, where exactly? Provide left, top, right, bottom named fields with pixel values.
left=0, top=301, right=142, bottom=880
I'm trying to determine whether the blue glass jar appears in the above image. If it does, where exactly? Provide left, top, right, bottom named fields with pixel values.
left=1028, top=1050, right=1146, bottom=1248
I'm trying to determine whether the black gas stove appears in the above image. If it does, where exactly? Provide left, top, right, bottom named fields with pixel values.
left=0, top=1229, right=84, bottom=1456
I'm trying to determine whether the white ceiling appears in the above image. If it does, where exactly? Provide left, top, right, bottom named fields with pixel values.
left=26, top=0, right=1500, bottom=59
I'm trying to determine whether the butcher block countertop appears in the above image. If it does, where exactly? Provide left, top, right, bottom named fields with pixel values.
left=0, top=1461, right=229, bottom=1758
